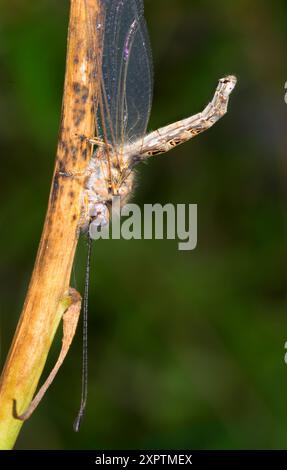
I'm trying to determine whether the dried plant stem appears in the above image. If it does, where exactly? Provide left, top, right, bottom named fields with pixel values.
left=0, top=0, right=101, bottom=449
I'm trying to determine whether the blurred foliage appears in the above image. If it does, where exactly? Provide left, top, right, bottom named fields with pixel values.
left=1, top=0, right=287, bottom=450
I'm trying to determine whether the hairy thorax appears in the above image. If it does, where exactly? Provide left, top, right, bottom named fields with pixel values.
left=83, top=146, right=135, bottom=230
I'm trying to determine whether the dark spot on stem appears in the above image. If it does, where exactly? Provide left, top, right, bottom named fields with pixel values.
left=58, top=159, right=65, bottom=173
left=73, top=82, right=81, bottom=94
left=73, top=108, right=85, bottom=127
left=81, top=92, right=88, bottom=104
left=59, top=140, right=69, bottom=158
left=51, top=174, right=59, bottom=206
left=70, top=145, right=77, bottom=161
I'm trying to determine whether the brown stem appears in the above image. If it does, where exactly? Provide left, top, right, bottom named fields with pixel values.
left=12, top=288, right=82, bottom=422
left=0, top=0, right=102, bottom=449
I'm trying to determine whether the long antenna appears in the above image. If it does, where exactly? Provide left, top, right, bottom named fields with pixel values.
left=73, top=232, right=92, bottom=432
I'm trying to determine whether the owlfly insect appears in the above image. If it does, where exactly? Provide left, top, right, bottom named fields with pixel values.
left=74, top=0, right=236, bottom=430
left=11, top=0, right=235, bottom=432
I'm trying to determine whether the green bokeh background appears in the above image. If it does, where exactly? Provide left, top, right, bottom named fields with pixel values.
left=1, top=0, right=287, bottom=450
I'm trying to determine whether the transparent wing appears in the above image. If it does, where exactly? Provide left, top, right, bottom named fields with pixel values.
left=99, top=0, right=153, bottom=147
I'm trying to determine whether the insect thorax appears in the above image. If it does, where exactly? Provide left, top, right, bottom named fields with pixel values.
left=83, top=146, right=135, bottom=230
